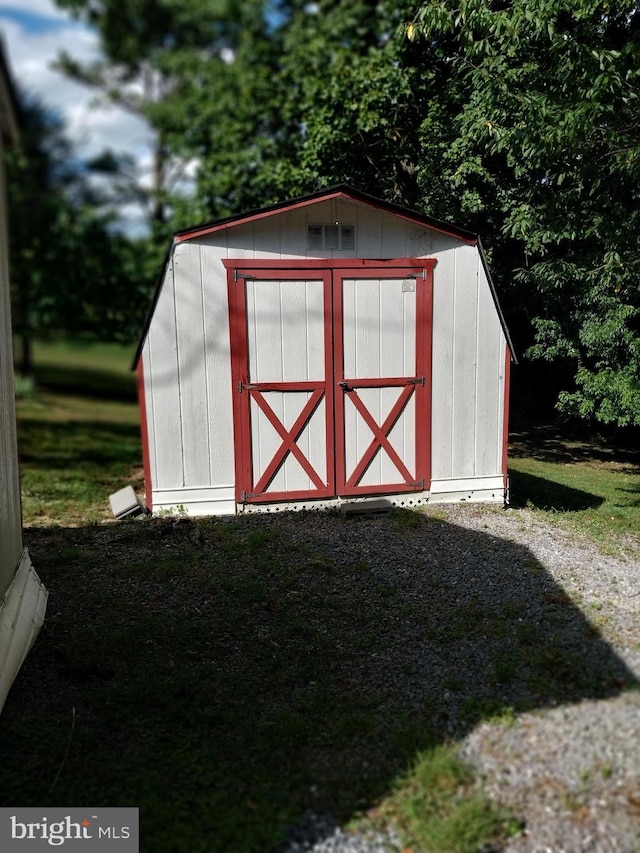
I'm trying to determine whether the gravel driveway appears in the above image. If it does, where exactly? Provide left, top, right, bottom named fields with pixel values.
left=281, top=503, right=640, bottom=853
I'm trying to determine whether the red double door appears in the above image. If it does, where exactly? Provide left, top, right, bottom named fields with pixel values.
left=227, top=260, right=434, bottom=505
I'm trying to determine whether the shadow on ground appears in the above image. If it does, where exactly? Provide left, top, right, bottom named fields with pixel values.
left=0, top=509, right=636, bottom=851
left=33, top=364, right=137, bottom=401
left=509, top=469, right=604, bottom=512
left=509, top=421, right=640, bottom=468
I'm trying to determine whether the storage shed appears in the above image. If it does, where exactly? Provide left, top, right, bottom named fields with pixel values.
left=0, top=41, right=48, bottom=713
left=134, top=185, right=515, bottom=516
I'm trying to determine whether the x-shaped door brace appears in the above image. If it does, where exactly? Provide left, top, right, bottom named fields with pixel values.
left=344, top=383, right=416, bottom=488
left=250, top=388, right=326, bottom=494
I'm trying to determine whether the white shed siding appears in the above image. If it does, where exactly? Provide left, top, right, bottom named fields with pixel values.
left=200, top=243, right=235, bottom=488
left=0, top=61, right=48, bottom=714
left=226, top=222, right=261, bottom=259
left=354, top=204, right=383, bottom=256
left=174, top=242, right=211, bottom=487
left=143, top=244, right=237, bottom=502
left=430, top=233, right=457, bottom=480
left=430, top=239, right=507, bottom=484
left=475, top=261, right=506, bottom=477
left=0, top=136, right=22, bottom=594
left=0, top=551, right=48, bottom=709
left=452, top=243, right=480, bottom=479
left=141, top=192, right=510, bottom=514
left=143, top=240, right=235, bottom=510
left=144, top=257, right=184, bottom=489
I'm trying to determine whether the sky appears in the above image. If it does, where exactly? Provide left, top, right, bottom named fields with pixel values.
left=0, top=0, right=154, bottom=232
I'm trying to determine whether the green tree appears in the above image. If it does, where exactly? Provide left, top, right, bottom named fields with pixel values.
left=165, top=0, right=443, bottom=214
left=53, top=0, right=640, bottom=427
left=275, top=0, right=426, bottom=203
left=7, top=95, right=154, bottom=372
left=407, top=0, right=640, bottom=427
left=147, top=0, right=294, bottom=223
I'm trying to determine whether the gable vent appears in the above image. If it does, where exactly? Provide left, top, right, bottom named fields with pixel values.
left=324, top=224, right=340, bottom=249
left=340, top=225, right=355, bottom=250
left=308, top=224, right=356, bottom=251
left=307, top=224, right=323, bottom=249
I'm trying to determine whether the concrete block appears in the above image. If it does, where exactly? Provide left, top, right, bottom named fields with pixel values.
left=109, top=485, right=144, bottom=519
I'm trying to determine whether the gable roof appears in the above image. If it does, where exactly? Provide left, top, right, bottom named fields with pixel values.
left=174, top=184, right=479, bottom=245
left=134, top=185, right=516, bottom=367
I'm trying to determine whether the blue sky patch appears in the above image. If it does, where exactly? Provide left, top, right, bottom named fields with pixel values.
left=0, top=7, right=77, bottom=35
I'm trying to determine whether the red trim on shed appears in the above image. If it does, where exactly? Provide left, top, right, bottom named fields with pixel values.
left=417, top=261, right=433, bottom=490
left=222, top=258, right=438, bottom=270
left=502, top=344, right=512, bottom=495
left=227, top=267, right=249, bottom=504
left=322, top=274, right=336, bottom=499
left=137, top=358, right=153, bottom=512
left=227, top=260, right=434, bottom=505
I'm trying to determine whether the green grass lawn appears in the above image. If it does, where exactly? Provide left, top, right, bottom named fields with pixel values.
left=27, top=338, right=138, bottom=399
left=16, top=339, right=141, bottom=525
left=3, top=343, right=639, bottom=852
left=509, top=422, right=640, bottom=556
